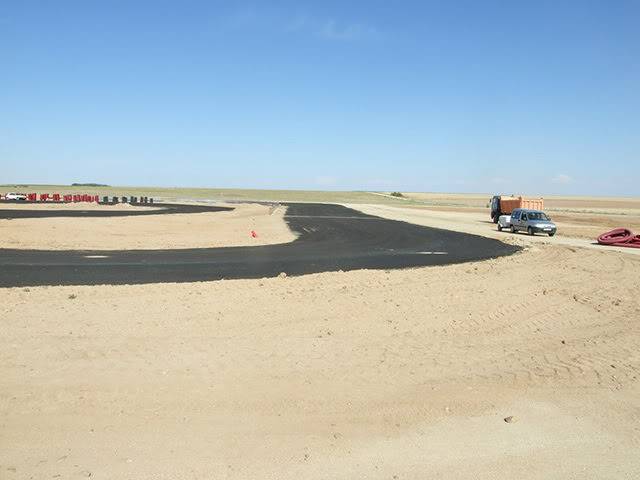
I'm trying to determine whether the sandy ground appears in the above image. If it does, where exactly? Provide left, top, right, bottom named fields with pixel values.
left=548, top=211, right=640, bottom=239
left=0, top=203, right=296, bottom=250
left=2, top=198, right=640, bottom=478
left=1, top=245, right=640, bottom=478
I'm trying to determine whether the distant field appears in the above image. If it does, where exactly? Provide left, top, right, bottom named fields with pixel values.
left=3, top=185, right=639, bottom=215
left=402, top=191, right=640, bottom=215
left=0, top=185, right=411, bottom=205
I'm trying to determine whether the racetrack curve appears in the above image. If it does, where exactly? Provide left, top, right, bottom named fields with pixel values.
left=0, top=203, right=521, bottom=287
left=0, top=202, right=232, bottom=218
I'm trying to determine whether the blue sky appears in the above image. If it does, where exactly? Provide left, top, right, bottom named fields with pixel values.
left=1, top=1, right=638, bottom=195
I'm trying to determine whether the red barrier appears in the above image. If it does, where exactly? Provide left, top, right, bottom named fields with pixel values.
left=17, top=192, right=121, bottom=204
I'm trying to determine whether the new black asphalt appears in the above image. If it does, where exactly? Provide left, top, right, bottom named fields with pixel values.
left=0, top=201, right=232, bottom=218
left=0, top=203, right=521, bottom=287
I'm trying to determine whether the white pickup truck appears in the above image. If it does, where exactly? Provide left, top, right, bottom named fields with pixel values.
left=496, top=214, right=511, bottom=231
left=4, top=193, right=28, bottom=201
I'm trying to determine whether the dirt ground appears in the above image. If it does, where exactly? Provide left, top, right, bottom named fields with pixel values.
left=0, top=203, right=296, bottom=250
left=1, top=200, right=639, bottom=479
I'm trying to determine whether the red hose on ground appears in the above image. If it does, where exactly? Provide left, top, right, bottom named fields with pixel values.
left=597, top=228, right=634, bottom=245
left=597, top=228, right=640, bottom=248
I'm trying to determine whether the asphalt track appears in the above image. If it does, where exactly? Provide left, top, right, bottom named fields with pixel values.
left=0, top=202, right=232, bottom=218
left=0, top=203, right=521, bottom=287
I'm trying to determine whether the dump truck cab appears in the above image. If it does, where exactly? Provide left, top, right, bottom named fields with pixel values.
left=490, top=196, right=501, bottom=223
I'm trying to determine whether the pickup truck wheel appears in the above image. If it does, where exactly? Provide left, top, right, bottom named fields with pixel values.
left=548, top=232, right=555, bottom=237
left=510, top=225, right=516, bottom=234
left=497, top=224, right=502, bottom=231
left=527, top=227, right=534, bottom=236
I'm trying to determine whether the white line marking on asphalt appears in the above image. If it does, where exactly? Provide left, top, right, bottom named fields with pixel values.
left=83, top=255, right=110, bottom=259
left=417, top=251, right=448, bottom=255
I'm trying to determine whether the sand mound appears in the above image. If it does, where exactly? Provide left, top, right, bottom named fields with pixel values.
left=0, top=203, right=296, bottom=250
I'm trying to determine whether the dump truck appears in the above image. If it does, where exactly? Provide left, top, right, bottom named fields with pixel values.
left=490, top=195, right=544, bottom=223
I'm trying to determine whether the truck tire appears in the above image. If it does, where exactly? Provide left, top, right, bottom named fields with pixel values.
left=528, top=226, right=534, bottom=236
left=497, top=223, right=502, bottom=231
left=510, top=225, right=516, bottom=234
left=548, top=232, right=555, bottom=237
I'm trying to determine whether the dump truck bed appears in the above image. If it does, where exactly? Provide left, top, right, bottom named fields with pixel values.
left=499, top=196, right=544, bottom=214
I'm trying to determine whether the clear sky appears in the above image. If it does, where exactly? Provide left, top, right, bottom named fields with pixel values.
left=1, top=1, right=639, bottom=195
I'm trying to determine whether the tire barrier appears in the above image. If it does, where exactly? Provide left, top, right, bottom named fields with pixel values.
left=1, top=193, right=154, bottom=205
left=0, top=193, right=157, bottom=204
left=10, top=193, right=101, bottom=203
left=597, top=228, right=640, bottom=248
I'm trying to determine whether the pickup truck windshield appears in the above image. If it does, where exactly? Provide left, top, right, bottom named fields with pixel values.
left=527, top=212, right=549, bottom=221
